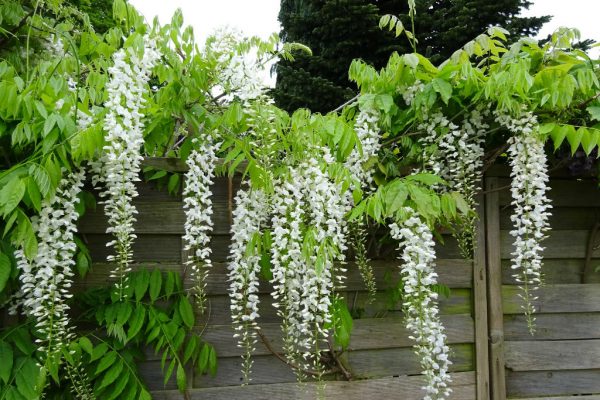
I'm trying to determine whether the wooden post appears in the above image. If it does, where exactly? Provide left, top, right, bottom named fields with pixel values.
left=485, top=177, right=506, bottom=399
left=473, top=195, right=490, bottom=399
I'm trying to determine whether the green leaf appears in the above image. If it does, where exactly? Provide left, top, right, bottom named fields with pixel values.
left=167, top=174, right=180, bottom=194
left=580, top=127, right=599, bottom=155
left=79, top=337, right=93, bottom=354
left=176, top=364, right=186, bottom=392
left=0, top=177, right=26, bottom=216
left=587, top=106, right=600, bottom=122
left=16, top=358, right=40, bottom=399
left=183, top=336, right=198, bottom=364
left=0, top=340, right=13, bottom=383
left=197, top=344, right=210, bottom=374
left=139, top=388, right=152, bottom=400
left=149, top=269, right=162, bottom=302
left=76, top=252, right=90, bottom=278
left=0, top=252, right=11, bottom=292
left=127, top=304, right=146, bottom=340
left=432, top=78, right=453, bottom=104
left=164, top=271, right=175, bottom=300
left=383, top=180, right=408, bottom=215
left=566, top=124, right=583, bottom=155
left=550, top=124, right=570, bottom=151
left=97, top=359, right=124, bottom=391
left=90, top=343, right=108, bottom=362
left=28, top=164, right=51, bottom=197
left=208, top=345, right=217, bottom=376
left=178, top=297, right=195, bottom=329
left=135, top=270, right=150, bottom=301
left=95, top=351, right=117, bottom=376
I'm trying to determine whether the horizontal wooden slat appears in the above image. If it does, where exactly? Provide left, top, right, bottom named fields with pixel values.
left=502, top=259, right=600, bottom=285
left=203, top=314, right=474, bottom=357
left=154, top=371, right=476, bottom=399
left=191, top=344, right=472, bottom=388
left=500, top=207, right=600, bottom=230
left=507, top=369, right=600, bottom=397
left=79, top=202, right=229, bottom=235
left=505, top=313, right=600, bottom=341
left=85, top=234, right=182, bottom=262
left=500, top=230, right=600, bottom=259
left=505, top=340, right=600, bottom=371
left=498, top=179, right=600, bottom=207
left=74, top=258, right=472, bottom=294
left=199, top=289, right=472, bottom=325
left=502, top=284, right=600, bottom=314
left=347, top=343, right=473, bottom=377
left=514, top=397, right=600, bottom=400
left=486, top=165, right=597, bottom=179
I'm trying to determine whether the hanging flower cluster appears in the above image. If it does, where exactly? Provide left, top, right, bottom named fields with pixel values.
left=16, top=169, right=85, bottom=358
left=228, top=188, right=269, bottom=383
left=270, top=153, right=347, bottom=378
left=496, top=110, right=552, bottom=334
left=390, top=209, right=452, bottom=400
left=183, top=135, right=219, bottom=313
left=346, top=105, right=382, bottom=301
left=346, top=106, right=382, bottom=189
left=91, top=37, right=161, bottom=299
left=417, top=108, right=489, bottom=257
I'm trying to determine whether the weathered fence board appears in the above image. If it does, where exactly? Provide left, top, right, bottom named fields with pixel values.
left=505, top=340, right=600, bottom=371
left=155, top=371, right=477, bottom=400
left=498, top=178, right=599, bottom=207
left=502, top=284, right=600, bottom=314
left=504, top=313, right=600, bottom=340
left=507, top=370, right=600, bottom=397
left=202, top=314, right=474, bottom=358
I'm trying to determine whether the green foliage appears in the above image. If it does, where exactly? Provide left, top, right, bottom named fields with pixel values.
left=272, top=0, right=550, bottom=113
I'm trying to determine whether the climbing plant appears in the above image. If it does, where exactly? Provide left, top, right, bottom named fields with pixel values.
left=0, top=1, right=599, bottom=399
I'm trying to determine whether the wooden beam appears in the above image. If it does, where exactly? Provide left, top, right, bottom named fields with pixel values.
left=485, top=177, right=506, bottom=400
left=473, top=197, right=490, bottom=400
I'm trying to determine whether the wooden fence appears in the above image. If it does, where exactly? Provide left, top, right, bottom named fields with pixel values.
left=67, top=162, right=600, bottom=398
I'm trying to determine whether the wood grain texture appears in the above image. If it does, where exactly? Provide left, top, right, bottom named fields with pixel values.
left=505, top=340, right=600, bottom=371
left=473, top=198, right=490, bottom=400
left=507, top=370, right=600, bottom=397
left=504, top=313, right=600, bottom=341
left=498, top=178, right=600, bottom=207
left=153, top=371, right=477, bottom=400
left=502, top=284, right=600, bottom=314
left=499, top=207, right=600, bottom=230
left=202, top=314, right=474, bottom=358
left=485, top=178, right=507, bottom=400
left=500, top=230, right=600, bottom=259
left=501, top=259, right=600, bottom=285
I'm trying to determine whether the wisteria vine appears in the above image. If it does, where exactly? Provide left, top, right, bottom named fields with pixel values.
left=497, top=110, right=552, bottom=334
left=91, top=37, right=161, bottom=299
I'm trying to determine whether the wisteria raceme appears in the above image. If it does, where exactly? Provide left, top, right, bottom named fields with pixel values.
left=496, top=110, right=552, bottom=334
left=270, top=154, right=347, bottom=378
left=346, top=105, right=382, bottom=190
left=183, top=136, right=219, bottom=314
left=92, top=36, right=161, bottom=299
left=228, top=188, right=269, bottom=384
left=390, top=210, right=452, bottom=400
left=417, top=108, right=489, bottom=257
left=17, top=169, right=85, bottom=358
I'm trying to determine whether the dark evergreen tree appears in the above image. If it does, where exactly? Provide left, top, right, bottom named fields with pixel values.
left=273, top=0, right=550, bottom=113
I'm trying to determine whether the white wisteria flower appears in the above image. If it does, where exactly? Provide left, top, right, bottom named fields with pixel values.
left=417, top=107, right=490, bottom=257
left=346, top=105, right=382, bottom=190
left=270, top=153, right=347, bottom=377
left=183, top=135, right=219, bottom=313
left=17, top=169, right=85, bottom=358
left=391, top=209, right=452, bottom=400
left=91, top=36, right=161, bottom=299
left=496, top=110, right=552, bottom=334
left=228, top=187, right=270, bottom=383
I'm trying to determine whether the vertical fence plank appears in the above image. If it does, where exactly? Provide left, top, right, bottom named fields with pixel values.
left=485, top=177, right=506, bottom=399
left=473, top=196, right=490, bottom=399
